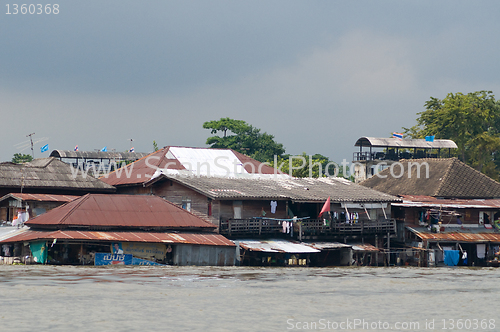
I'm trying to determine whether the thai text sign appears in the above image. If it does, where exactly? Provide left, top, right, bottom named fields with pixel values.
left=95, top=253, right=133, bottom=265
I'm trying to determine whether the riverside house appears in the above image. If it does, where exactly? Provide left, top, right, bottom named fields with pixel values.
left=361, top=158, right=500, bottom=266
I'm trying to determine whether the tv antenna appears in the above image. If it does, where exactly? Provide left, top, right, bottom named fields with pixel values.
left=14, top=135, right=49, bottom=157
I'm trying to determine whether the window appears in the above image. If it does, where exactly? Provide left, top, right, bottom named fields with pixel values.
left=181, top=196, right=191, bottom=212
left=233, top=201, right=242, bottom=219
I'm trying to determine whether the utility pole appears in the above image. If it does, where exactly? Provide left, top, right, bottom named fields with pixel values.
left=26, top=132, right=35, bottom=158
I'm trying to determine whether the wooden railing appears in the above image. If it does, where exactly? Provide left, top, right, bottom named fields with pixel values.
left=219, top=218, right=396, bottom=237
left=300, top=219, right=396, bottom=235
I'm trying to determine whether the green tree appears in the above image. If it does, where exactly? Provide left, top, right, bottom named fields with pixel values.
left=403, top=90, right=500, bottom=179
left=203, top=117, right=285, bottom=162
left=267, top=152, right=353, bottom=180
left=12, top=153, right=33, bottom=164
left=153, top=140, right=159, bottom=152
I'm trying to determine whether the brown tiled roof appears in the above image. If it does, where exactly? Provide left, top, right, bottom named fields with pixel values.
left=0, top=158, right=115, bottom=192
left=360, top=158, right=500, bottom=199
left=25, top=194, right=216, bottom=230
left=163, top=176, right=400, bottom=203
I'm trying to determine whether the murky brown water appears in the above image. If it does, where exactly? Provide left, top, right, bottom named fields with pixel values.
left=0, top=266, right=498, bottom=332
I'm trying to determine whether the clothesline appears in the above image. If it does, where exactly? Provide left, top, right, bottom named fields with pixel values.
left=252, top=217, right=310, bottom=221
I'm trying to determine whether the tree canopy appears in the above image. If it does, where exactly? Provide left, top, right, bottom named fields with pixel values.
left=267, top=153, right=353, bottom=179
left=203, top=117, right=285, bottom=162
left=403, top=90, right=500, bottom=179
left=12, top=153, right=33, bottom=164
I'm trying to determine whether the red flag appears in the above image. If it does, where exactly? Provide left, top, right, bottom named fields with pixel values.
left=318, top=196, right=331, bottom=218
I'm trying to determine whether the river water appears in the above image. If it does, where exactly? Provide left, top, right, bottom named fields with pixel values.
left=0, top=266, right=498, bottom=332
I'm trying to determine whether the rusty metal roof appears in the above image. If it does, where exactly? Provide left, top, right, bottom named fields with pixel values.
left=25, top=194, right=216, bottom=230
left=350, top=243, right=380, bottom=252
left=407, top=226, right=500, bottom=243
left=394, top=195, right=500, bottom=209
left=237, top=239, right=320, bottom=253
left=0, top=229, right=235, bottom=246
left=0, top=193, right=78, bottom=203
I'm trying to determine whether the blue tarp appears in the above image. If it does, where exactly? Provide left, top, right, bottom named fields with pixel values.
left=444, top=250, right=460, bottom=266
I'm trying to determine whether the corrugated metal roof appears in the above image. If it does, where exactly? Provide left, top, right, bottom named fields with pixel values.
left=163, top=176, right=400, bottom=203
left=355, top=137, right=458, bottom=149
left=394, top=195, right=500, bottom=209
left=407, top=226, right=500, bottom=243
left=305, top=242, right=352, bottom=250
left=25, top=194, right=216, bottom=230
left=0, top=193, right=78, bottom=203
left=0, top=229, right=235, bottom=246
left=350, top=243, right=380, bottom=252
left=50, top=150, right=149, bottom=160
left=0, top=158, right=115, bottom=192
left=237, top=239, right=321, bottom=253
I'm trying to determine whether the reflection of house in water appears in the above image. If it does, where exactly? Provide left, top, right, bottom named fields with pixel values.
left=0, top=194, right=235, bottom=266
left=352, top=136, right=457, bottom=183
left=361, top=158, right=500, bottom=267
left=101, top=146, right=401, bottom=266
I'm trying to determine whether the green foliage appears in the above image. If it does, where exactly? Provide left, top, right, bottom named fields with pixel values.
left=203, top=117, right=285, bottom=162
left=267, top=152, right=353, bottom=180
left=403, top=91, right=500, bottom=180
left=153, top=140, right=159, bottom=152
left=12, top=153, right=33, bottom=164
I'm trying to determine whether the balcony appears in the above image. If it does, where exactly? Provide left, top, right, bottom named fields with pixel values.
left=219, top=218, right=396, bottom=238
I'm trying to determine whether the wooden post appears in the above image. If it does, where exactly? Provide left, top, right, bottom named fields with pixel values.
left=259, top=219, right=262, bottom=236
left=299, top=223, right=302, bottom=242
left=387, top=232, right=390, bottom=266
left=375, top=234, right=379, bottom=266
left=228, top=219, right=231, bottom=237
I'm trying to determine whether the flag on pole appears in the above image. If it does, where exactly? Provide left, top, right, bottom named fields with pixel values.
left=74, top=145, right=79, bottom=151
left=425, top=135, right=435, bottom=142
left=101, top=146, right=107, bottom=152
left=129, top=147, right=134, bottom=152
left=318, top=196, right=331, bottom=219
left=40, top=144, right=49, bottom=153
left=392, top=132, right=403, bottom=140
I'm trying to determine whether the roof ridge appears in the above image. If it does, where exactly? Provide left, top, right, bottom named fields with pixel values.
left=57, top=194, right=91, bottom=225
left=100, top=147, right=165, bottom=180
left=433, top=158, right=455, bottom=196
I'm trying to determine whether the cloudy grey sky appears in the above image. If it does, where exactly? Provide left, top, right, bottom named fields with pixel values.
left=1, top=1, right=499, bottom=163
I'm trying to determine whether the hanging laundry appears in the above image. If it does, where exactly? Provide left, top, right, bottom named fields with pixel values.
left=270, top=201, right=277, bottom=214
left=477, top=244, right=486, bottom=259
left=282, top=221, right=287, bottom=233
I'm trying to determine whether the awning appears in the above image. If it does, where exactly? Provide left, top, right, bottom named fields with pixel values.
left=237, top=239, right=320, bottom=253
left=407, top=227, right=500, bottom=243
left=350, top=243, right=380, bottom=252
left=0, top=230, right=235, bottom=247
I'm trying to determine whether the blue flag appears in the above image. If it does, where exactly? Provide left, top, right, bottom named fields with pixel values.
left=101, top=146, right=107, bottom=152
left=40, top=144, right=49, bottom=153
left=425, top=136, right=435, bottom=142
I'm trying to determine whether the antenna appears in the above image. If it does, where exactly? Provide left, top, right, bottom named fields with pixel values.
left=26, top=133, right=35, bottom=158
